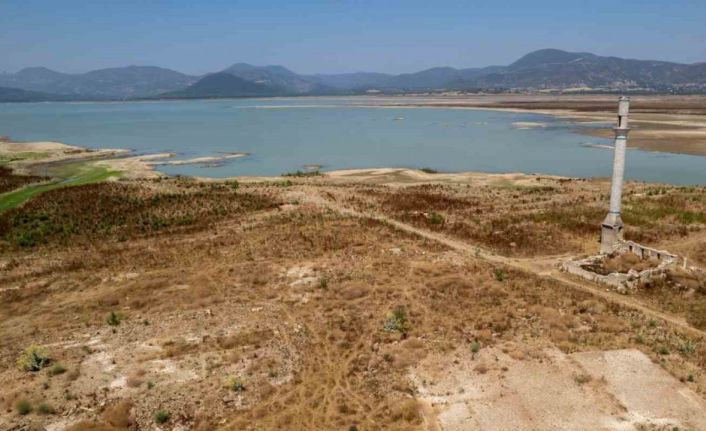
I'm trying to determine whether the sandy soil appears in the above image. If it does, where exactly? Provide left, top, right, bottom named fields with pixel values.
left=413, top=346, right=706, bottom=430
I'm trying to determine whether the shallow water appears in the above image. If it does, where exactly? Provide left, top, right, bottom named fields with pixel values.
left=1, top=98, right=704, bottom=184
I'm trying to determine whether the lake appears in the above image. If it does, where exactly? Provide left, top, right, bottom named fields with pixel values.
left=1, top=97, right=704, bottom=184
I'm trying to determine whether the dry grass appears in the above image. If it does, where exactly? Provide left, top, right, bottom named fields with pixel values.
left=0, top=176, right=705, bottom=430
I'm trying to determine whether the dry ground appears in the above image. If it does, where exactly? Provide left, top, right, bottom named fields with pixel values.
left=1, top=170, right=705, bottom=430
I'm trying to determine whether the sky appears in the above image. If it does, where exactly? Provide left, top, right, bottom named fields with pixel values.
left=1, top=0, right=706, bottom=75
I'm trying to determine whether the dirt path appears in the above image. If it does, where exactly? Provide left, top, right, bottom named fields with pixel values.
left=303, top=189, right=706, bottom=339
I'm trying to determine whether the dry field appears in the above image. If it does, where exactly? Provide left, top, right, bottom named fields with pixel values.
left=1, top=169, right=706, bottom=430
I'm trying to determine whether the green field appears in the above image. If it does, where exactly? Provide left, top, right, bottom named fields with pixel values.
left=0, top=152, right=50, bottom=165
left=0, top=163, right=121, bottom=212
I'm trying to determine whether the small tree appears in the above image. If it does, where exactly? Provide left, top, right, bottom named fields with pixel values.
left=17, top=345, right=50, bottom=372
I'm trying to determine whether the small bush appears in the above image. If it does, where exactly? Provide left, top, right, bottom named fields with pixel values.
left=384, top=307, right=409, bottom=334
left=428, top=212, right=444, bottom=225
left=106, top=311, right=123, bottom=326
left=37, top=402, right=55, bottom=415
left=154, top=410, right=171, bottom=424
left=16, top=399, right=32, bottom=415
left=227, top=376, right=246, bottom=393
left=49, top=363, right=67, bottom=376
left=658, top=346, right=670, bottom=355
left=420, top=167, right=438, bottom=174
left=493, top=269, right=506, bottom=282
left=470, top=341, right=481, bottom=359
left=17, top=345, right=50, bottom=372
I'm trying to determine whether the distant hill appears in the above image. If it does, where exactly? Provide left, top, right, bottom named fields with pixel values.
left=457, top=49, right=706, bottom=91
left=3, top=49, right=706, bottom=101
left=161, top=73, right=284, bottom=98
left=0, top=66, right=197, bottom=99
left=222, top=63, right=333, bottom=95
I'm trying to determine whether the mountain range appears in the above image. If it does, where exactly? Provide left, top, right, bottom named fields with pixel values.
left=2, top=49, right=706, bottom=102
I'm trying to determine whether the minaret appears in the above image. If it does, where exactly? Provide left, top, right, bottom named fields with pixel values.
left=600, top=96, right=631, bottom=254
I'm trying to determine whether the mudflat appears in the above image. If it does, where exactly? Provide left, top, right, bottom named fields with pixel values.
left=373, top=94, right=706, bottom=157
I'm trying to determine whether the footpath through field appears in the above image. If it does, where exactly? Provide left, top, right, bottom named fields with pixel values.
left=304, top=189, right=706, bottom=339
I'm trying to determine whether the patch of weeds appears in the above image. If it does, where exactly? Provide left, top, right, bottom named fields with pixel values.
left=282, top=170, right=323, bottom=178
left=16, top=399, right=32, bottom=415
left=428, top=212, right=444, bottom=226
left=657, top=345, right=670, bottom=355
left=106, top=311, right=124, bottom=326
left=227, top=180, right=239, bottom=190
left=384, top=307, right=409, bottom=334
left=49, top=363, right=66, bottom=376
left=635, top=334, right=646, bottom=344
left=470, top=341, right=481, bottom=359
left=227, top=376, right=246, bottom=393
left=154, top=410, right=171, bottom=424
left=420, top=167, right=438, bottom=174
left=493, top=269, right=506, bottom=282
left=318, top=277, right=329, bottom=290
left=647, top=319, right=657, bottom=328
left=17, top=345, right=51, bottom=372
left=37, top=402, right=55, bottom=415
left=678, top=339, right=696, bottom=354
left=687, top=374, right=695, bottom=382
left=147, top=380, right=155, bottom=389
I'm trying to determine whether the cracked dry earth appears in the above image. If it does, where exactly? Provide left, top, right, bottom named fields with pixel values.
left=1, top=174, right=705, bottom=430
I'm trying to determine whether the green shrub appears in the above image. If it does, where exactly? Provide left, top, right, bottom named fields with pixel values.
left=420, top=167, right=438, bottom=174
left=493, top=269, right=506, bottom=282
left=49, top=363, right=66, bottom=376
left=429, top=212, right=444, bottom=225
left=658, top=346, right=670, bottom=355
left=384, top=307, right=409, bottom=334
left=16, top=399, right=32, bottom=415
left=17, top=345, right=50, bottom=372
left=227, top=376, right=246, bottom=393
left=37, top=402, right=55, bottom=415
left=106, top=311, right=123, bottom=326
left=154, top=410, right=171, bottom=424
left=470, top=341, right=481, bottom=359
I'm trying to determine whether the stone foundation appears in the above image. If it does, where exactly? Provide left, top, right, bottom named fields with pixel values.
left=561, top=240, right=679, bottom=293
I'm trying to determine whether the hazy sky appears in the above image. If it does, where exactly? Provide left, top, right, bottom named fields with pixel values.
left=2, top=0, right=705, bottom=75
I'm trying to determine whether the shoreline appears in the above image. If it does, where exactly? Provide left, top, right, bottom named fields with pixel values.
left=1, top=138, right=703, bottom=188
left=3, top=95, right=706, bottom=157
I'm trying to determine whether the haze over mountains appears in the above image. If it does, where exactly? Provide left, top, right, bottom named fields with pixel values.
left=2, top=49, right=706, bottom=102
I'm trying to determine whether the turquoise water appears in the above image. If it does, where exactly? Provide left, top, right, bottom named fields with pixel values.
left=0, top=98, right=704, bottom=184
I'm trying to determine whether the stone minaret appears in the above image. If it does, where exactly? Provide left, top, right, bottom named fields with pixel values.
left=600, top=96, right=631, bottom=254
